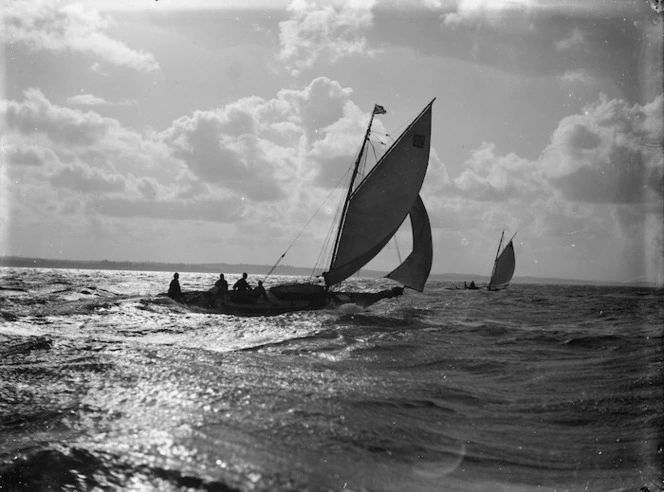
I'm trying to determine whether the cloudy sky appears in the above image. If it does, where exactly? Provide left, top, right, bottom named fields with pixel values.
left=1, top=0, right=663, bottom=284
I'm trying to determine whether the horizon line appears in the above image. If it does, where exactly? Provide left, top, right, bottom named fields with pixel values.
left=0, top=255, right=659, bottom=287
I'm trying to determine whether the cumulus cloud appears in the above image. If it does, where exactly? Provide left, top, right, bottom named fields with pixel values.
left=1, top=89, right=186, bottom=215
left=67, top=94, right=136, bottom=107
left=3, top=1, right=159, bottom=72
left=448, top=93, right=663, bottom=207
left=441, top=0, right=638, bottom=27
left=164, top=105, right=288, bottom=202
left=67, top=94, right=111, bottom=106
left=453, top=142, right=546, bottom=201
left=5, top=145, right=57, bottom=167
left=540, top=94, right=664, bottom=204
left=442, top=0, right=533, bottom=27
left=162, top=76, right=365, bottom=202
left=437, top=92, right=663, bottom=283
left=278, top=0, right=378, bottom=75
left=50, top=164, right=126, bottom=193
left=4, top=88, right=117, bottom=147
left=1, top=77, right=379, bottom=237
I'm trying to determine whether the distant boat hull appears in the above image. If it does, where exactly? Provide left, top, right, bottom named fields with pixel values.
left=171, top=283, right=405, bottom=317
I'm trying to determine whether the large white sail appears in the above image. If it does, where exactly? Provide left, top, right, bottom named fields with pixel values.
left=324, top=101, right=434, bottom=287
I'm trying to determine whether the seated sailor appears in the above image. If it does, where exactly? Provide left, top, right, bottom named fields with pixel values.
left=233, top=272, right=251, bottom=292
left=229, top=272, right=252, bottom=302
left=168, top=272, right=182, bottom=300
left=253, top=280, right=269, bottom=302
left=215, top=273, right=229, bottom=296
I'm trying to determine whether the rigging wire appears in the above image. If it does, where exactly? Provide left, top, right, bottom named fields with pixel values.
left=312, top=134, right=378, bottom=278
left=263, top=168, right=352, bottom=283
left=312, top=187, right=345, bottom=277
left=265, top=114, right=402, bottom=283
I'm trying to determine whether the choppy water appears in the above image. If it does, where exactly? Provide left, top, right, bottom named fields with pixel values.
left=0, top=267, right=662, bottom=492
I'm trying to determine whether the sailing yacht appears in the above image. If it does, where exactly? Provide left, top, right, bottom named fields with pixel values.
left=178, top=99, right=436, bottom=316
left=487, top=231, right=516, bottom=290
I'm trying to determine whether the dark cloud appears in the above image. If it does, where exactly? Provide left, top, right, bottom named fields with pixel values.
left=371, top=3, right=653, bottom=101
left=166, top=110, right=285, bottom=202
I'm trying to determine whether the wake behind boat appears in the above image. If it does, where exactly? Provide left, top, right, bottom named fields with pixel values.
left=175, top=99, right=435, bottom=316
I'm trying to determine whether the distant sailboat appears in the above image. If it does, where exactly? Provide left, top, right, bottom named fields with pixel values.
left=177, top=99, right=435, bottom=315
left=487, top=231, right=516, bottom=291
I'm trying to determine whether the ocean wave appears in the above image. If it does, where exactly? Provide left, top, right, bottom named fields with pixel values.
left=0, top=447, right=242, bottom=492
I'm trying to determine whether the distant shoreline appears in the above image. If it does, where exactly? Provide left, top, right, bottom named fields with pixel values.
left=0, top=256, right=657, bottom=287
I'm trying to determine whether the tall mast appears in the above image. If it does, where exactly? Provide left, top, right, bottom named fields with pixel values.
left=328, top=109, right=376, bottom=275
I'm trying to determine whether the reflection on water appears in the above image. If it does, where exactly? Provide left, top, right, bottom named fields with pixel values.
left=0, top=267, right=662, bottom=491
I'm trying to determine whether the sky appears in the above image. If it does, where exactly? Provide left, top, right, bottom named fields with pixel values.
left=1, top=0, right=663, bottom=284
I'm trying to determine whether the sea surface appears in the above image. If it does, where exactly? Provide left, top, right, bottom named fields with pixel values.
left=0, top=267, right=662, bottom=492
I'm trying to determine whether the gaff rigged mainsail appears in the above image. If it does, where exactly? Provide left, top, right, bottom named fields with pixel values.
left=324, top=100, right=435, bottom=289
left=488, top=232, right=516, bottom=290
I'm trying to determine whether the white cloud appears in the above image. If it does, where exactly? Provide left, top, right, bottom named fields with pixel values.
left=445, top=93, right=663, bottom=207
left=1, top=89, right=182, bottom=207
left=163, top=76, right=366, bottom=204
left=3, top=1, right=159, bottom=72
left=453, top=142, right=545, bottom=201
left=1, top=77, right=374, bottom=241
left=555, top=26, right=585, bottom=51
left=50, top=164, right=126, bottom=193
left=558, top=69, right=594, bottom=86
left=442, top=0, right=533, bottom=26
left=67, top=94, right=137, bottom=107
left=540, top=94, right=664, bottom=204
left=278, top=0, right=378, bottom=75
left=164, top=105, right=288, bottom=202
left=5, top=145, right=57, bottom=167
left=5, top=88, right=117, bottom=147
left=429, top=92, right=663, bottom=283
left=67, top=94, right=111, bottom=106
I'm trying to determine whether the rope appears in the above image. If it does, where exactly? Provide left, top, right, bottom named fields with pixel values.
left=263, top=169, right=352, bottom=283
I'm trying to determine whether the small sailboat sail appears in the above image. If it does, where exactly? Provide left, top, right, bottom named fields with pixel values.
left=323, top=100, right=435, bottom=291
left=487, top=231, right=516, bottom=290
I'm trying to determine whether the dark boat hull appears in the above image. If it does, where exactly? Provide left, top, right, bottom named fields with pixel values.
left=170, top=284, right=405, bottom=317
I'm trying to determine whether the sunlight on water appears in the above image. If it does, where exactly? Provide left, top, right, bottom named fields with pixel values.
left=1, top=267, right=662, bottom=491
